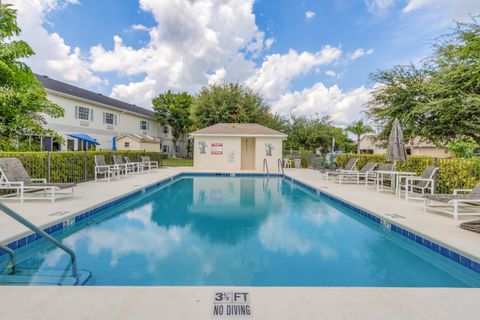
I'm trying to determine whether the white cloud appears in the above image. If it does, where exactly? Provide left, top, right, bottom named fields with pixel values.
left=246, top=46, right=342, bottom=100
left=9, top=0, right=105, bottom=87
left=131, top=24, right=149, bottom=31
left=403, top=0, right=480, bottom=23
left=325, top=70, right=337, bottom=77
left=364, top=0, right=396, bottom=14
left=272, top=83, right=372, bottom=126
left=89, top=0, right=265, bottom=106
left=305, top=11, right=316, bottom=19
left=348, top=48, right=374, bottom=61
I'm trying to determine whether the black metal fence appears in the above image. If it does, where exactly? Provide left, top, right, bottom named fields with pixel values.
left=0, top=151, right=167, bottom=184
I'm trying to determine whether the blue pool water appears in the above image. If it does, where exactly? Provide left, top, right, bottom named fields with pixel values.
left=2, top=175, right=480, bottom=286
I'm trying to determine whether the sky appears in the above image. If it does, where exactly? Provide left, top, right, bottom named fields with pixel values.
left=8, top=0, right=480, bottom=126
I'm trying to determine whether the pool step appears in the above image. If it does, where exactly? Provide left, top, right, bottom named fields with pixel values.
left=0, top=268, right=92, bottom=286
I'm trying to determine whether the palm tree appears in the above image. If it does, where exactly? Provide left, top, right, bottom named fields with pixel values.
left=346, top=119, right=374, bottom=154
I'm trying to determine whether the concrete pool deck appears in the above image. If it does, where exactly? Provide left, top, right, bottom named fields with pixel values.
left=1, top=167, right=480, bottom=319
left=2, top=286, right=480, bottom=320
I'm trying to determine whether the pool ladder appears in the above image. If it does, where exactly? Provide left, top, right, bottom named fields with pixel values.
left=278, top=158, right=285, bottom=177
left=0, top=202, right=79, bottom=279
left=263, top=158, right=270, bottom=176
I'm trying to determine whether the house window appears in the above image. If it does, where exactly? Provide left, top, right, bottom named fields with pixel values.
left=124, top=142, right=130, bottom=148
left=103, top=112, right=117, bottom=125
left=67, top=139, right=75, bottom=151
left=162, top=145, right=169, bottom=153
left=175, top=145, right=179, bottom=153
left=140, top=120, right=149, bottom=131
left=406, top=148, right=412, bottom=155
left=76, top=106, right=91, bottom=120
left=163, top=126, right=168, bottom=134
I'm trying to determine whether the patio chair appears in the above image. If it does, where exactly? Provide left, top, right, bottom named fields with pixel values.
left=94, top=155, right=122, bottom=181
left=423, top=182, right=480, bottom=220
left=323, top=158, right=358, bottom=180
left=370, top=163, right=395, bottom=191
left=0, top=158, right=75, bottom=203
left=125, top=156, right=145, bottom=173
left=141, top=156, right=159, bottom=171
left=113, top=155, right=135, bottom=175
left=398, top=166, right=439, bottom=201
left=332, top=162, right=378, bottom=186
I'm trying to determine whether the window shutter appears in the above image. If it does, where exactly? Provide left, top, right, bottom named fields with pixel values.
left=103, top=112, right=106, bottom=124
left=90, top=109, right=94, bottom=121
left=75, top=106, right=79, bottom=119
left=146, top=122, right=150, bottom=131
left=114, top=115, right=118, bottom=125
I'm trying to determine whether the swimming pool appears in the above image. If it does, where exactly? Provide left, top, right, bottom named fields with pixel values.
left=1, top=174, right=480, bottom=286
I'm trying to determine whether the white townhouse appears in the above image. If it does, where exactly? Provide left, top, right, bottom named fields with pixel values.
left=36, top=74, right=188, bottom=156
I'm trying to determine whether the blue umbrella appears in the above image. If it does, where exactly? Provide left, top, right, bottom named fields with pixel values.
left=112, top=136, right=117, bottom=151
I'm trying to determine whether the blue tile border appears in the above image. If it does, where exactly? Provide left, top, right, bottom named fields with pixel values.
left=286, top=175, right=480, bottom=275
left=1, top=171, right=479, bottom=276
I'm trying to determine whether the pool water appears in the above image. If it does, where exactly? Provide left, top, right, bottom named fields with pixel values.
left=2, top=175, right=480, bottom=286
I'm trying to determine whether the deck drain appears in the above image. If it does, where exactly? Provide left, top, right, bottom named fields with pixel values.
left=385, top=213, right=406, bottom=219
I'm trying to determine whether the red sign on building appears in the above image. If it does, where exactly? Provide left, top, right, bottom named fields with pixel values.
left=211, top=143, right=223, bottom=155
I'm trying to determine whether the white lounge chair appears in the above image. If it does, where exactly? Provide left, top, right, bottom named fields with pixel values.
left=94, top=155, right=122, bottom=181
left=323, top=158, right=358, bottom=180
left=0, top=158, right=75, bottom=202
left=423, top=182, right=480, bottom=219
left=398, top=166, right=439, bottom=201
left=113, top=155, right=135, bottom=175
left=141, top=156, right=159, bottom=171
left=332, top=162, right=378, bottom=186
left=125, top=156, right=144, bottom=174
left=370, top=163, right=395, bottom=191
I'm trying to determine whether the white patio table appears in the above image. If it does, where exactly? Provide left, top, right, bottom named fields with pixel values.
left=374, top=170, right=417, bottom=197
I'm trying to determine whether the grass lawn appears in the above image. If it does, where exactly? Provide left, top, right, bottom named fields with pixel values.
left=162, top=158, right=193, bottom=166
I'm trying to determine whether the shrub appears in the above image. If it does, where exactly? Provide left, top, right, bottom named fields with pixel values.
left=335, top=153, right=480, bottom=194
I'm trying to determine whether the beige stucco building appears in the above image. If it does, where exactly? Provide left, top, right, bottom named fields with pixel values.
left=115, top=134, right=161, bottom=152
left=190, top=123, right=287, bottom=171
left=358, top=134, right=452, bottom=158
left=36, top=74, right=187, bottom=156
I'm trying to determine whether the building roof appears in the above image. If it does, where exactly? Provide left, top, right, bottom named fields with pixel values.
left=35, top=74, right=155, bottom=118
left=190, top=123, right=287, bottom=137
left=116, top=133, right=160, bottom=143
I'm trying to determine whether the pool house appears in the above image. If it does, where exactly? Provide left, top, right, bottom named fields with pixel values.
left=190, top=123, right=287, bottom=171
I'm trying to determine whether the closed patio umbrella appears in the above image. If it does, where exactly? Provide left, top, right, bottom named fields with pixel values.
left=112, top=136, right=117, bottom=151
left=386, top=118, right=407, bottom=163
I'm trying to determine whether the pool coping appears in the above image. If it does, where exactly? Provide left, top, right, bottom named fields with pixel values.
left=1, top=171, right=479, bottom=277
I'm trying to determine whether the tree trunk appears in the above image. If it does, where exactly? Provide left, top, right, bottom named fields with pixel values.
left=172, top=138, right=177, bottom=158
left=357, top=135, right=361, bottom=154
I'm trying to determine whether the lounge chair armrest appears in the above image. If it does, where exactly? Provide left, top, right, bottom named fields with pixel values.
left=453, top=188, right=473, bottom=195
left=0, top=181, right=24, bottom=187
left=449, top=198, right=480, bottom=204
left=31, top=178, right=47, bottom=183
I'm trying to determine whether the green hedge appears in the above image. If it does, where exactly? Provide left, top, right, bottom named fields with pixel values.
left=335, top=154, right=480, bottom=194
left=0, top=151, right=168, bottom=183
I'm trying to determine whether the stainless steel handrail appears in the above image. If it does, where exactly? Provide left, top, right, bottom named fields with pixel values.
left=0, top=243, right=15, bottom=274
left=263, top=158, right=269, bottom=175
left=278, top=159, right=285, bottom=177
left=0, top=202, right=78, bottom=278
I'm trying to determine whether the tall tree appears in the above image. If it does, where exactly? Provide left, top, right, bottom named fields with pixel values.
left=284, top=115, right=352, bottom=152
left=152, top=90, right=193, bottom=158
left=346, top=119, right=374, bottom=154
left=0, top=3, right=64, bottom=150
left=366, top=19, right=480, bottom=144
left=193, top=82, right=279, bottom=128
